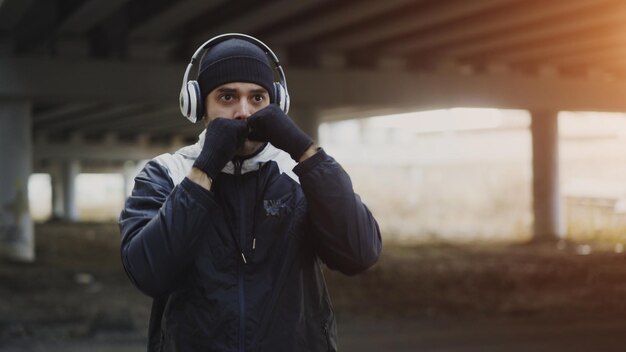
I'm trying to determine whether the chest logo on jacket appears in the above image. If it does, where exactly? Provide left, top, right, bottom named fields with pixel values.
left=263, top=199, right=287, bottom=216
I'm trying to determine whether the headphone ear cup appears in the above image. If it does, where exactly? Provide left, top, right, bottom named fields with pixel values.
left=274, top=82, right=289, bottom=113
left=179, top=85, right=190, bottom=119
left=192, top=81, right=204, bottom=121
left=185, top=80, right=202, bottom=123
left=283, top=89, right=290, bottom=114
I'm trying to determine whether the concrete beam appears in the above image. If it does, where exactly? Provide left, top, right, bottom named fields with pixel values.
left=0, top=0, right=36, bottom=31
left=37, top=162, right=133, bottom=175
left=33, top=140, right=174, bottom=162
left=285, top=69, right=626, bottom=113
left=320, top=0, right=508, bottom=52
left=385, top=0, right=612, bottom=55
left=445, top=1, right=626, bottom=59
left=57, top=0, right=130, bottom=35
left=39, top=104, right=146, bottom=133
left=127, top=118, right=189, bottom=134
left=192, top=0, right=331, bottom=48
left=78, top=106, right=179, bottom=134
left=0, top=57, right=187, bottom=104
left=55, top=37, right=90, bottom=58
left=34, top=103, right=99, bottom=123
left=130, top=0, right=228, bottom=40
left=128, top=42, right=175, bottom=62
left=4, top=57, right=626, bottom=113
left=491, top=25, right=626, bottom=65
left=264, top=0, right=415, bottom=46
left=149, top=120, right=206, bottom=140
left=554, top=46, right=626, bottom=67
left=320, top=106, right=412, bottom=123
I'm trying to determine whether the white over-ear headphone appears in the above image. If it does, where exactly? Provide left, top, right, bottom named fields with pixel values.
left=179, top=33, right=290, bottom=123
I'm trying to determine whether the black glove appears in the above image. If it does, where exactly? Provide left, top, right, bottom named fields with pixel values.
left=193, top=118, right=248, bottom=180
left=247, top=104, right=313, bottom=161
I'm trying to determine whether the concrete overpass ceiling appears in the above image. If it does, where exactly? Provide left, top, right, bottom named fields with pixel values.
left=0, top=0, right=37, bottom=31
left=437, top=1, right=626, bottom=59
left=38, top=103, right=148, bottom=136
left=56, top=0, right=132, bottom=36
left=33, top=103, right=102, bottom=124
left=129, top=0, right=229, bottom=40
left=389, top=0, right=609, bottom=55
left=79, top=105, right=180, bottom=134
left=2, top=0, right=626, bottom=146
left=313, top=0, right=512, bottom=53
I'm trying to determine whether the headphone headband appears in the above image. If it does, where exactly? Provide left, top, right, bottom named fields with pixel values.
left=180, top=33, right=289, bottom=123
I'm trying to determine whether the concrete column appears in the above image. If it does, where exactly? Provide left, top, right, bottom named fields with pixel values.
left=530, top=110, right=564, bottom=241
left=50, top=164, right=64, bottom=219
left=123, top=160, right=136, bottom=198
left=62, top=159, right=80, bottom=222
left=0, top=101, right=34, bottom=262
left=289, top=106, right=320, bottom=144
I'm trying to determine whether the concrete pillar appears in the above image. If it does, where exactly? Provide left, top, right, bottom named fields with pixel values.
left=0, top=101, right=34, bottom=262
left=62, top=159, right=80, bottom=222
left=50, top=164, right=64, bottom=219
left=123, top=160, right=136, bottom=198
left=530, top=110, right=564, bottom=241
left=289, top=106, right=320, bottom=144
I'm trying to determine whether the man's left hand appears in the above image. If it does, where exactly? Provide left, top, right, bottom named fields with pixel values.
left=248, top=104, right=314, bottom=162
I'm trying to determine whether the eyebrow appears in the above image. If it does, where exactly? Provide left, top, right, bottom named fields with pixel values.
left=215, top=87, right=237, bottom=93
left=215, top=87, right=269, bottom=94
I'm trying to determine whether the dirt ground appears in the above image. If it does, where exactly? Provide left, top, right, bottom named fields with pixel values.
left=2, top=222, right=626, bottom=351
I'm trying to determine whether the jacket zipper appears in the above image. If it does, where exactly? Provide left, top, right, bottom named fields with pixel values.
left=234, top=159, right=246, bottom=352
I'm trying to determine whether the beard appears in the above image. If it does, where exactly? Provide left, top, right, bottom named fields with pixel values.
left=236, top=139, right=264, bottom=157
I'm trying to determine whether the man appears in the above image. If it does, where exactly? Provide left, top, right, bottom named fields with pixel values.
left=119, top=34, right=382, bottom=351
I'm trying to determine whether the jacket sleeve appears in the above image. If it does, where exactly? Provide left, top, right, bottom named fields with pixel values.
left=119, top=160, right=221, bottom=297
left=293, top=149, right=382, bottom=276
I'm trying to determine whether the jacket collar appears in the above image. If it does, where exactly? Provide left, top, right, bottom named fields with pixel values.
left=177, top=130, right=298, bottom=178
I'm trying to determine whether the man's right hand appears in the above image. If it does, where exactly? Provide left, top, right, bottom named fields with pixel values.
left=192, top=118, right=248, bottom=182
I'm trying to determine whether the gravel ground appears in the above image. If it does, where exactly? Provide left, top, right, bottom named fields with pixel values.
left=2, top=222, right=626, bottom=351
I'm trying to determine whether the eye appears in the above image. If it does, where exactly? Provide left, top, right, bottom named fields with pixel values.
left=252, top=94, right=264, bottom=102
left=220, top=94, right=234, bottom=102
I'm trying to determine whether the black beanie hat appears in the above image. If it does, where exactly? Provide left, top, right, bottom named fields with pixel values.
left=197, top=38, right=275, bottom=108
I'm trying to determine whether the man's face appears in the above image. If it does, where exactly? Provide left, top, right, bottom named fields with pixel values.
left=205, top=82, right=270, bottom=156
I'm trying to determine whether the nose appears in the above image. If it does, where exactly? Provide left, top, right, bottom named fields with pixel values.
left=233, top=100, right=252, bottom=120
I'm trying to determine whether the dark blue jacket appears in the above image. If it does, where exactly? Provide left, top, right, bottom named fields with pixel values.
left=119, top=135, right=382, bottom=352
